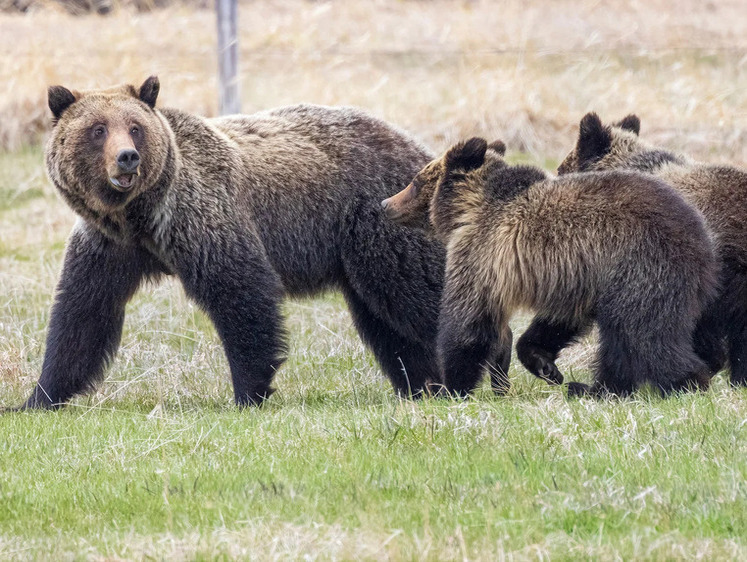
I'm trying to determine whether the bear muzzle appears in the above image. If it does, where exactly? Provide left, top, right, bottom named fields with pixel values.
left=381, top=182, right=418, bottom=222
left=109, top=148, right=141, bottom=192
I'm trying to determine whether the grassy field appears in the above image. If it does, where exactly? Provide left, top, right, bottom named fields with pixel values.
left=1, top=1, right=747, bottom=560
left=2, top=146, right=747, bottom=560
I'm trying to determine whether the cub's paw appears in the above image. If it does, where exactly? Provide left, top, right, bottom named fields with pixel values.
left=537, top=359, right=564, bottom=385
left=566, top=381, right=591, bottom=398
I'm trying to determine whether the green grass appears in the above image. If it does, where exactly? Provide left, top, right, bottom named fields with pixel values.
left=1, top=148, right=747, bottom=560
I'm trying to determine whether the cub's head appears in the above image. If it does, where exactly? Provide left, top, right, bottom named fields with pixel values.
left=557, top=112, right=642, bottom=175
left=381, top=138, right=505, bottom=231
left=45, top=76, right=172, bottom=214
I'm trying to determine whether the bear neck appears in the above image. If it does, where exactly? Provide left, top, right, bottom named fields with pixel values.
left=486, top=164, right=547, bottom=205
left=620, top=147, right=688, bottom=174
left=125, top=135, right=178, bottom=236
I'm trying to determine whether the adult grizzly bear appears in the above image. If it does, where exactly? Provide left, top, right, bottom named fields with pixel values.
left=17, top=76, right=446, bottom=409
left=382, top=138, right=718, bottom=397
left=558, top=112, right=747, bottom=386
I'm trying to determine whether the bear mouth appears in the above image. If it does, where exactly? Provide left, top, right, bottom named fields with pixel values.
left=109, top=173, right=138, bottom=192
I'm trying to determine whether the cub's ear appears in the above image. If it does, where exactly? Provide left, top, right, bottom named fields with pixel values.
left=445, top=137, right=488, bottom=172
left=577, top=112, right=612, bottom=169
left=48, top=86, right=78, bottom=122
left=138, top=75, right=160, bottom=108
left=615, top=114, right=641, bottom=135
left=487, top=140, right=506, bottom=156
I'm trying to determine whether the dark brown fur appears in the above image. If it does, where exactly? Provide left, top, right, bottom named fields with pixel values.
left=16, top=77, right=447, bottom=410
left=559, top=113, right=747, bottom=386
left=385, top=138, right=718, bottom=397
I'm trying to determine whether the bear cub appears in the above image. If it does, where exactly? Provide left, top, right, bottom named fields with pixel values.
left=558, top=112, right=747, bottom=387
left=383, top=138, right=718, bottom=398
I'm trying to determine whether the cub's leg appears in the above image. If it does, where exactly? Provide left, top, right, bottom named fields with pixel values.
left=714, top=268, right=747, bottom=386
left=176, top=234, right=287, bottom=407
left=517, top=317, right=590, bottom=386
left=691, top=308, right=727, bottom=376
left=658, top=363, right=711, bottom=394
left=20, top=223, right=157, bottom=409
left=727, top=315, right=747, bottom=387
left=438, top=277, right=508, bottom=396
left=580, top=316, right=709, bottom=399
left=485, top=328, right=512, bottom=395
left=572, top=317, right=637, bottom=398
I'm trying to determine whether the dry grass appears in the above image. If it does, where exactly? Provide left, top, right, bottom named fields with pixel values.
left=1, top=0, right=746, bottom=163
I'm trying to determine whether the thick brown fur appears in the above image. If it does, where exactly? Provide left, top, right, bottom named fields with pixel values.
left=559, top=113, right=747, bottom=386
left=385, top=138, right=718, bottom=398
left=17, top=77, right=447, bottom=410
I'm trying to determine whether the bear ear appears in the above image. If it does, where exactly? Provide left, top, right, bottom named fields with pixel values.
left=445, top=137, right=488, bottom=172
left=487, top=140, right=506, bottom=156
left=577, top=112, right=612, bottom=168
left=615, top=114, right=641, bottom=136
left=138, top=75, right=160, bottom=108
left=48, top=86, right=78, bottom=122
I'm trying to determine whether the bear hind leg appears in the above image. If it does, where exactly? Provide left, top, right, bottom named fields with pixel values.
left=727, top=315, right=747, bottom=387
left=342, top=287, right=438, bottom=398
left=517, top=317, right=590, bottom=386
left=692, top=308, right=727, bottom=376
left=586, top=320, right=638, bottom=398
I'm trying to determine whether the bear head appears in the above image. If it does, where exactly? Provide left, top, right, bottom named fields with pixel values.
left=556, top=112, right=642, bottom=175
left=381, top=138, right=506, bottom=232
left=45, top=76, right=172, bottom=216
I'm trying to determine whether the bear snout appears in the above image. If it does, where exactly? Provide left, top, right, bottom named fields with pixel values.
left=381, top=196, right=400, bottom=220
left=108, top=149, right=141, bottom=192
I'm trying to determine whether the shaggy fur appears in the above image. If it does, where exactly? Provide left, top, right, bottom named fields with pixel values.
left=384, top=138, right=718, bottom=397
left=19, top=76, right=446, bottom=409
left=559, top=113, right=747, bottom=386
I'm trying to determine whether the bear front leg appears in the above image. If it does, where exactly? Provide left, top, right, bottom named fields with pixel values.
left=486, top=326, right=512, bottom=395
left=437, top=281, right=507, bottom=397
left=18, top=223, right=154, bottom=410
left=176, top=236, right=287, bottom=407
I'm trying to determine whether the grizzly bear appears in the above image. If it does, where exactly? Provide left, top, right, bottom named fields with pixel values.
left=382, top=138, right=718, bottom=397
left=15, top=76, right=447, bottom=410
left=558, top=112, right=747, bottom=386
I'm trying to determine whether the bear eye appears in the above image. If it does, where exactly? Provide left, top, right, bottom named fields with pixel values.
left=130, top=125, right=140, bottom=136
left=91, top=124, right=106, bottom=139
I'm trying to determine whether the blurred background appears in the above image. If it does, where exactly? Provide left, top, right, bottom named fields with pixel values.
left=1, top=0, right=745, bottom=163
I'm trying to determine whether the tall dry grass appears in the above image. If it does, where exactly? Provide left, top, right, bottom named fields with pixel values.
left=1, top=0, right=745, bottom=162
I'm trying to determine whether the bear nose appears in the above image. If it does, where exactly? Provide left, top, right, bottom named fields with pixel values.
left=116, top=149, right=140, bottom=173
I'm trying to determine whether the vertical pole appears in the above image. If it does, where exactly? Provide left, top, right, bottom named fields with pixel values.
left=216, top=0, right=240, bottom=115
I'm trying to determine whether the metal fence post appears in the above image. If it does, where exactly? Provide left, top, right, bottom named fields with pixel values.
left=216, top=0, right=240, bottom=115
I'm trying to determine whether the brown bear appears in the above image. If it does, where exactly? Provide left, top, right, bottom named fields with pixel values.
left=382, top=138, right=718, bottom=398
left=15, top=76, right=448, bottom=410
left=558, top=113, right=747, bottom=386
